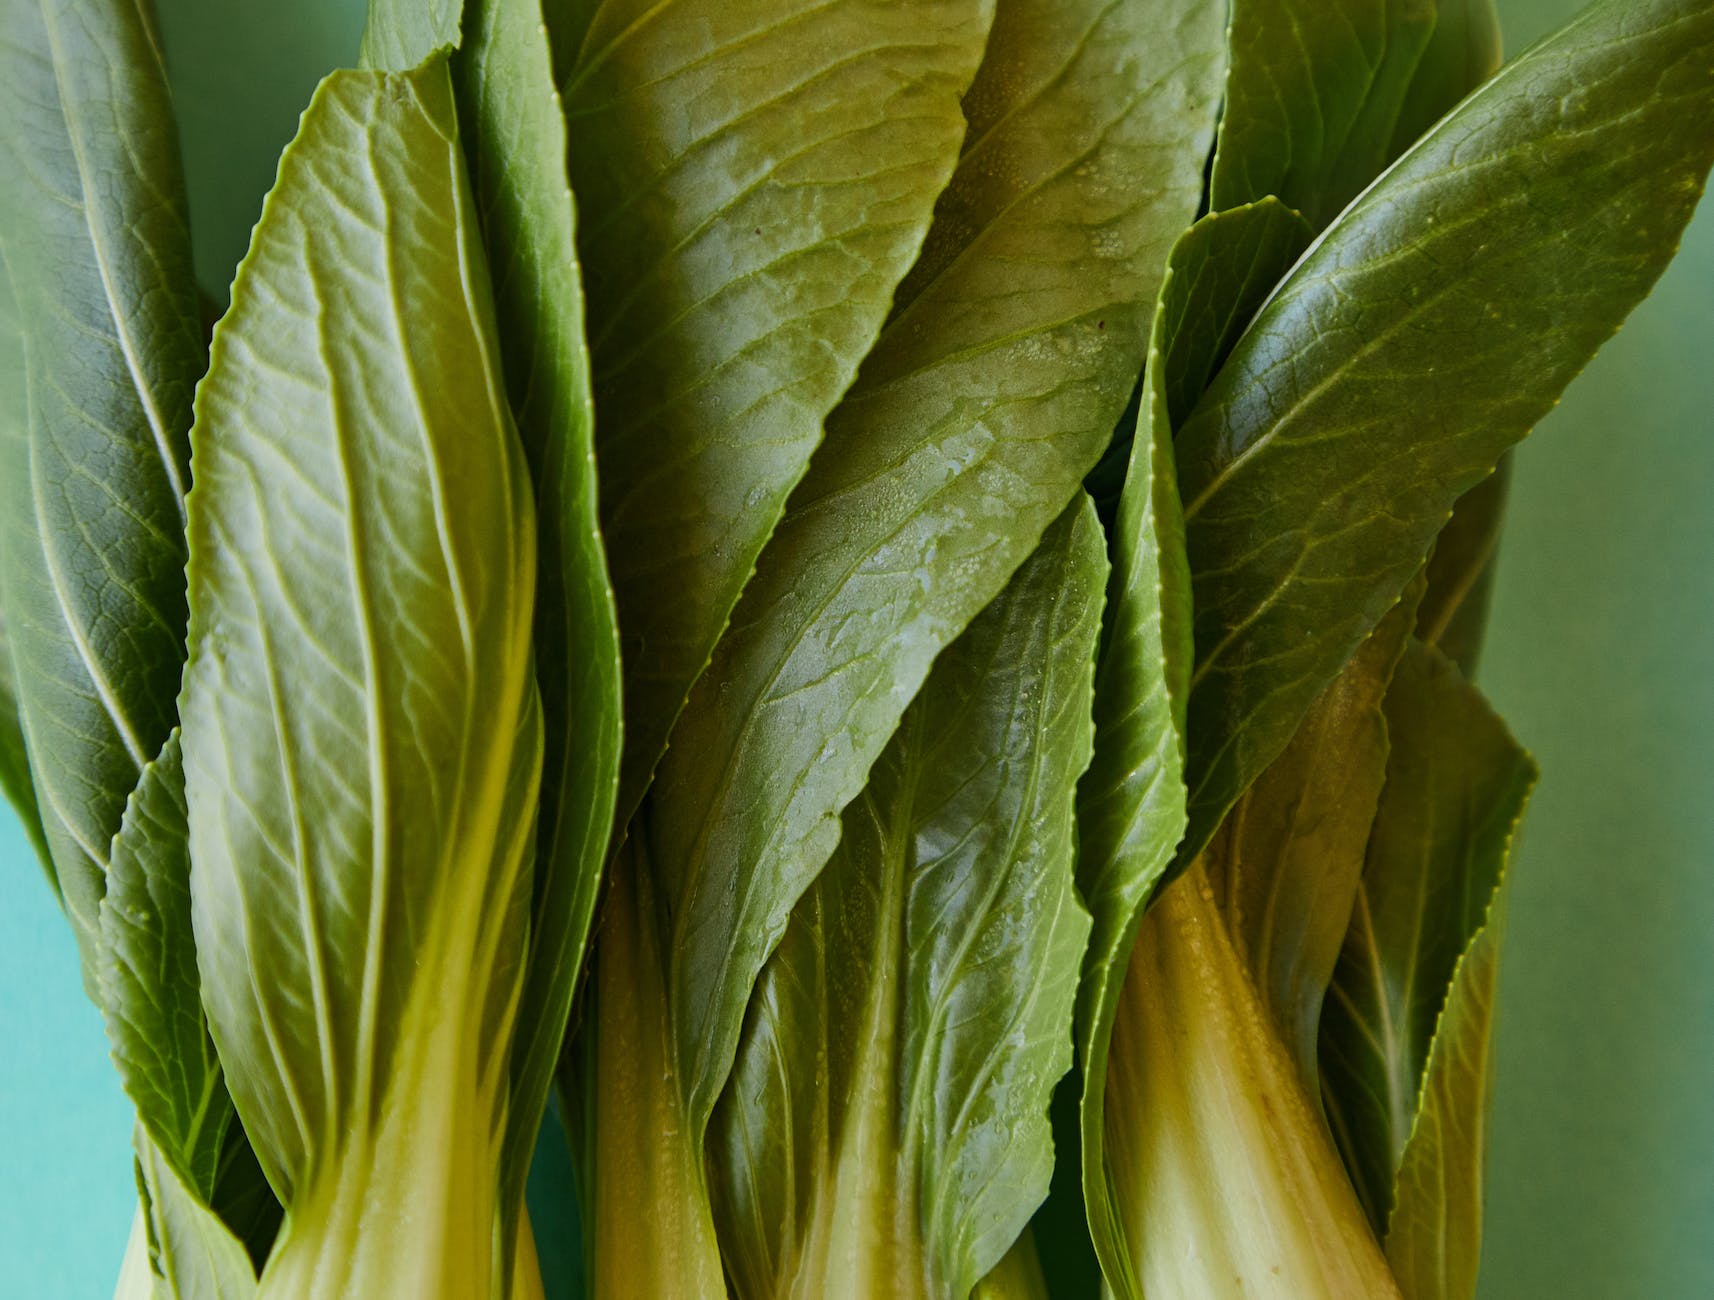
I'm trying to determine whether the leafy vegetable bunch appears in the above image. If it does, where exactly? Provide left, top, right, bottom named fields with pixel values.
left=2, top=0, right=1710, bottom=1295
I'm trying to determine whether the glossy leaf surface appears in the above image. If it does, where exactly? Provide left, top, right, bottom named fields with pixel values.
left=551, top=0, right=995, bottom=816
left=181, top=57, right=542, bottom=1299
left=710, top=502, right=1101, bottom=1300
left=1176, top=0, right=1714, bottom=864
left=646, top=0, right=1227, bottom=1145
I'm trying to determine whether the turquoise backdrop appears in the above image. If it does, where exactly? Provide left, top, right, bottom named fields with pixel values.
left=1, top=1, right=1709, bottom=1295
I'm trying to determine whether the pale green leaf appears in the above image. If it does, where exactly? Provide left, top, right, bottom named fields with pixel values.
left=98, top=733, right=231, bottom=1195
left=1320, top=642, right=1534, bottom=1239
left=1176, top=0, right=1714, bottom=865
left=361, top=0, right=462, bottom=71
left=452, top=0, right=624, bottom=1244
left=136, top=1125, right=258, bottom=1300
left=709, top=501, right=1101, bottom=1300
left=1073, top=198, right=1308, bottom=1295
left=180, top=56, right=542, bottom=1299
left=0, top=0, right=202, bottom=977
left=645, top=0, right=1226, bottom=1146
left=548, top=0, right=995, bottom=818
left=971, top=1231, right=1048, bottom=1300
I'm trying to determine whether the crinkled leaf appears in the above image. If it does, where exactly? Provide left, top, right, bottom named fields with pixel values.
left=1073, top=198, right=1308, bottom=1294
left=181, top=57, right=542, bottom=1298
left=646, top=0, right=1226, bottom=1146
left=453, top=0, right=623, bottom=1246
left=1320, top=642, right=1534, bottom=1240
left=1417, top=458, right=1510, bottom=677
left=0, top=0, right=202, bottom=977
left=549, top=0, right=996, bottom=819
left=710, top=502, right=1101, bottom=1300
left=360, top=0, right=462, bottom=71
left=1176, top=0, right=1714, bottom=866
left=1210, top=0, right=1438, bottom=230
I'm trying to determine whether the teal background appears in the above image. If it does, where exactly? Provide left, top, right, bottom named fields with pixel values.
left=1, top=0, right=1708, bottom=1294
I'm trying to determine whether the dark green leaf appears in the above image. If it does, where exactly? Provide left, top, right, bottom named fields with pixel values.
left=453, top=0, right=624, bottom=1248
left=550, top=0, right=996, bottom=820
left=1416, top=458, right=1511, bottom=677
left=1320, top=642, right=1534, bottom=1240
left=0, top=0, right=202, bottom=979
left=1390, top=0, right=1504, bottom=156
left=645, top=0, right=1226, bottom=1147
left=1176, top=0, right=1714, bottom=865
left=1074, top=198, right=1309, bottom=1293
left=710, top=502, right=1101, bottom=1299
left=1210, top=0, right=1438, bottom=230
left=180, top=57, right=542, bottom=1295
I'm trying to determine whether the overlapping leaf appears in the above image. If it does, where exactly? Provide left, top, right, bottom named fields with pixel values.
left=1074, top=198, right=1309, bottom=1293
left=710, top=502, right=1101, bottom=1300
left=1321, top=643, right=1535, bottom=1249
left=645, top=0, right=1227, bottom=1147
left=0, top=0, right=203, bottom=975
left=452, top=0, right=624, bottom=1247
left=549, top=0, right=997, bottom=817
left=180, top=56, right=543, bottom=1298
left=1176, top=0, right=1714, bottom=865
left=1417, top=459, right=1511, bottom=677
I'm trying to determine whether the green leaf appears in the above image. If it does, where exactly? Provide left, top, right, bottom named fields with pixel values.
left=644, top=0, right=1226, bottom=1149
left=709, top=501, right=1101, bottom=1300
left=1320, top=642, right=1534, bottom=1242
left=136, top=1126, right=258, bottom=1300
left=1203, top=579, right=1421, bottom=1094
left=0, top=260, right=51, bottom=880
left=549, top=0, right=996, bottom=819
left=180, top=56, right=543, bottom=1299
left=361, top=0, right=462, bottom=71
left=0, top=603, right=51, bottom=882
left=0, top=0, right=203, bottom=978
left=1382, top=896, right=1507, bottom=1300
left=1416, top=458, right=1510, bottom=677
left=1073, top=198, right=1309, bottom=1294
left=1210, top=0, right=1439, bottom=230
left=1389, top=0, right=1503, bottom=155
left=452, top=0, right=624, bottom=1247
left=1176, top=0, right=1714, bottom=866
left=971, top=1231, right=1049, bottom=1300
left=98, top=733, right=232, bottom=1196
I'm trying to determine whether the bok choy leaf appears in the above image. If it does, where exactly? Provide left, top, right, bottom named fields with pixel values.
left=180, top=54, right=543, bottom=1300
left=709, top=500, right=1102, bottom=1300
